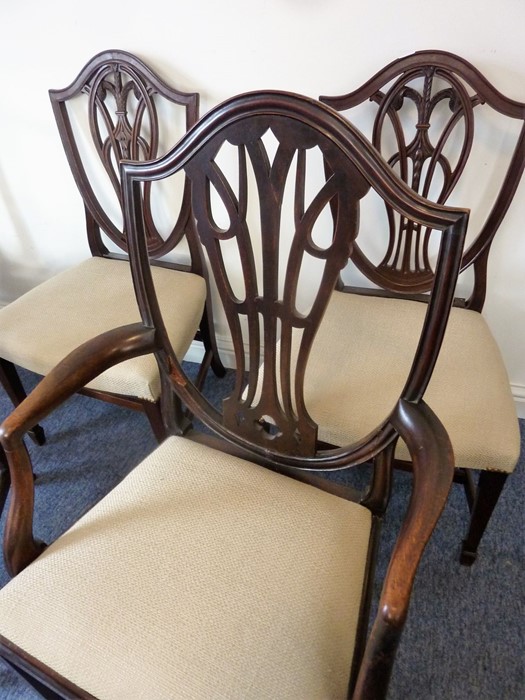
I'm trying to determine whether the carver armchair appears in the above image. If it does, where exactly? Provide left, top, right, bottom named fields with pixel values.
left=0, top=91, right=467, bottom=698
left=0, top=50, right=224, bottom=446
left=317, top=50, right=525, bottom=563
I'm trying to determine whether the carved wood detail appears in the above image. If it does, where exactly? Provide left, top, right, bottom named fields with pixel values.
left=185, top=116, right=370, bottom=454
left=366, top=66, right=475, bottom=290
left=50, top=50, right=199, bottom=258
left=321, top=50, right=525, bottom=308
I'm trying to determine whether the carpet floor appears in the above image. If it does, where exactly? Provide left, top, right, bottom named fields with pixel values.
left=0, top=365, right=523, bottom=699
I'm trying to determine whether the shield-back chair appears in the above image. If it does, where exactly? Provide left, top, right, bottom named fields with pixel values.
left=0, top=91, right=467, bottom=699
left=316, top=49, right=525, bottom=564
left=0, top=50, right=224, bottom=449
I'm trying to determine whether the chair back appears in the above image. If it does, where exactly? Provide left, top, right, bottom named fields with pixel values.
left=321, top=50, right=525, bottom=310
left=122, top=90, right=468, bottom=470
left=50, top=49, right=199, bottom=262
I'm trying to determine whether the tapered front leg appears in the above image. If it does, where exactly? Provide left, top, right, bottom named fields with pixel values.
left=0, top=449, right=10, bottom=519
left=460, top=470, right=508, bottom=565
left=0, top=359, right=46, bottom=446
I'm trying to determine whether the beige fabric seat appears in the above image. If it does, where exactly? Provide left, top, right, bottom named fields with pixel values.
left=0, top=436, right=371, bottom=700
left=307, top=291, right=520, bottom=472
left=0, top=257, right=206, bottom=402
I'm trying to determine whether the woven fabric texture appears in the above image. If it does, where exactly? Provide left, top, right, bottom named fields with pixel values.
left=305, top=291, right=520, bottom=471
left=0, top=436, right=371, bottom=699
left=0, top=257, right=206, bottom=401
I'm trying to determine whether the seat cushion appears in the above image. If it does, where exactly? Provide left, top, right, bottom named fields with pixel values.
left=305, top=291, right=520, bottom=472
left=0, top=257, right=206, bottom=401
left=0, top=436, right=371, bottom=699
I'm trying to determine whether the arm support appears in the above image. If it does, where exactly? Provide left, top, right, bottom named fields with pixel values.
left=353, top=399, right=454, bottom=699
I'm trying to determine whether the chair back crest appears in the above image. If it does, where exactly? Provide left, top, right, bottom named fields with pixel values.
left=50, top=50, right=199, bottom=258
left=122, top=91, right=468, bottom=467
left=321, top=50, right=525, bottom=308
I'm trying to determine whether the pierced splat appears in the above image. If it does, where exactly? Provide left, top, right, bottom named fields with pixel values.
left=50, top=50, right=199, bottom=258
left=84, top=61, right=166, bottom=254
left=321, top=50, right=525, bottom=307
left=86, top=63, right=157, bottom=192
left=368, top=65, right=475, bottom=289
left=186, top=117, right=370, bottom=455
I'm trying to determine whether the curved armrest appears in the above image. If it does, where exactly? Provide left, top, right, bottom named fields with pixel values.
left=353, top=399, right=454, bottom=698
left=0, top=323, right=156, bottom=449
left=1, top=323, right=157, bottom=577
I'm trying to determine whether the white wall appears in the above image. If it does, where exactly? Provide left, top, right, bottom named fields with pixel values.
left=1, top=0, right=524, bottom=415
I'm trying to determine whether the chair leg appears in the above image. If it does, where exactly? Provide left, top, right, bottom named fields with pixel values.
left=195, top=348, right=213, bottom=391
left=143, top=399, right=168, bottom=443
left=0, top=450, right=10, bottom=519
left=0, top=359, right=46, bottom=446
left=460, top=470, right=508, bottom=566
left=210, top=348, right=226, bottom=378
left=199, top=310, right=226, bottom=379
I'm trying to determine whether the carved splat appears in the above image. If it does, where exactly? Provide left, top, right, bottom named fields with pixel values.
left=186, top=115, right=370, bottom=454
left=366, top=66, right=475, bottom=290
left=50, top=50, right=199, bottom=258
left=321, top=51, right=525, bottom=307
left=87, top=64, right=157, bottom=192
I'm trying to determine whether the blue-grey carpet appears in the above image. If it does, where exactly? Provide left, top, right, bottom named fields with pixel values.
left=0, top=365, right=523, bottom=699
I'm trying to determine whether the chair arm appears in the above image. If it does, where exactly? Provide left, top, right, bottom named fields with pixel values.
left=0, top=323, right=156, bottom=449
left=353, top=399, right=454, bottom=698
left=0, top=323, right=157, bottom=577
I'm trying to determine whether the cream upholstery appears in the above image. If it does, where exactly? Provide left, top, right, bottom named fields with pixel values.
left=306, top=291, right=520, bottom=472
left=0, top=257, right=206, bottom=401
left=0, top=436, right=371, bottom=699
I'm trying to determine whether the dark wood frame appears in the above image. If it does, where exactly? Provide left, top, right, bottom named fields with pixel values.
left=0, top=90, right=468, bottom=698
left=320, top=49, right=525, bottom=564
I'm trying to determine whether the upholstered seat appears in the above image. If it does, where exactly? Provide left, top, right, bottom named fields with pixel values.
left=0, top=257, right=206, bottom=401
left=307, top=291, right=520, bottom=471
left=0, top=436, right=371, bottom=700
